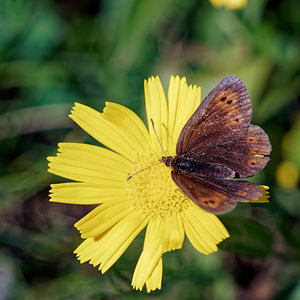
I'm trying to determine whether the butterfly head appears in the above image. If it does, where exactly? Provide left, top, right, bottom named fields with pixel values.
left=161, top=156, right=174, bottom=167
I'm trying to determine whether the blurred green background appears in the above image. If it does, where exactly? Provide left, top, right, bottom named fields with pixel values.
left=1, top=0, right=300, bottom=299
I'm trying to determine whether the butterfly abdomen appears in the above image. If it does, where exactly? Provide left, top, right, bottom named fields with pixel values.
left=170, top=156, right=235, bottom=179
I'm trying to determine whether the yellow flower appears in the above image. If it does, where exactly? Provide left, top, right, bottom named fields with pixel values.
left=276, top=160, right=299, bottom=190
left=48, top=75, right=231, bottom=292
left=210, top=0, right=247, bottom=10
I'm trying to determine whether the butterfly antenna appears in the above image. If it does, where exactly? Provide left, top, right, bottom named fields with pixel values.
left=126, top=119, right=167, bottom=181
left=126, top=162, right=162, bottom=181
left=150, top=118, right=168, bottom=157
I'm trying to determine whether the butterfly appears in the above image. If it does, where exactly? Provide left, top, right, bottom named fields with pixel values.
left=161, top=75, right=271, bottom=214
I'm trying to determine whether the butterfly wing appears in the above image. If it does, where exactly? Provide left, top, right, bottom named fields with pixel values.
left=176, top=75, right=252, bottom=155
left=192, top=125, right=272, bottom=178
left=171, top=171, right=265, bottom=214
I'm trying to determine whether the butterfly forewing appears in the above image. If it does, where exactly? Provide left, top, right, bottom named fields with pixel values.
left=176, top=75, right=252, bottom=155
left=171, top=171, right=265, bottom=214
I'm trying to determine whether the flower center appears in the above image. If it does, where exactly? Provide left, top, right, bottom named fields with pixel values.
left=127, top=153, right=191, bottom=218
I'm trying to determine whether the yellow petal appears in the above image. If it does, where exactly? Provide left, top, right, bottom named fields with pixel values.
left=248, top=185, right=270, bottom=203
left=187, top=202, right=229, bottom=239
left=75, top=200, right=134, bottom=239
left=167, top=76, right=201, bottom=153
left=69, top=103, right=140, bottom=161
left=75, top=199, right=128, bottom=229
left=162, top=213, right=185, bottom=252
left=184, top=219, right=216, bottom=254
left=48, top=142, right=131, bottom=183
left=132, top=218, right=164, bottom=291
left=75, top=210, right=148, bottom=273
left=145, top=215, right=184, bottom=292
left=58, top=142, right=131, bottom=171
left=48, top=159, right=126, bottom=186
left=144, top=76, right=168, bottom=151
left=102, top=102, right=151, bottom=155
left=146, top=258, right=162, bottom=293
left=74, top=238, right=94, bottom=260
left=183, top=204, right=229, bottom=254
left=98, top=212, right=148, bottom=273
left=49, top=182, right=124, bottom=204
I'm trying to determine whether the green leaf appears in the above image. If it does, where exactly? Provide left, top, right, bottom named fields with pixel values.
left=219, top=215, right=274, bottom=258
left=256, top=74, right=300, bottom=123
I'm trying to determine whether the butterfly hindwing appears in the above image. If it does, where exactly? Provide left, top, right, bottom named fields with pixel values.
left=171, top=171, right=265, bottom=214
left=190, top=125, right=271, bottom=178
left=176, top=75, right=252, bottom=155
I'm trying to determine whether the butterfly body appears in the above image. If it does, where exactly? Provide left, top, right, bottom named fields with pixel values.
left=162, top=75, right=271, bottom=214
left=162, top=156, right=236, bottom=179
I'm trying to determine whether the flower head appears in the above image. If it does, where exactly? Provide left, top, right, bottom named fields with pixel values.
left=48, top=75, right=262, bottom=292
left=210, top=0, right=247, bottom=10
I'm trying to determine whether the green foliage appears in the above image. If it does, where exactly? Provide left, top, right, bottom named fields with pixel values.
left=1, top=0, right=300, bottom=299
left=220, top=215, right=274, bottom=258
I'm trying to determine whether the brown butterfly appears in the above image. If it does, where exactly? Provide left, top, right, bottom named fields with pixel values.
left=161, top=75, right=271, bottom=214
